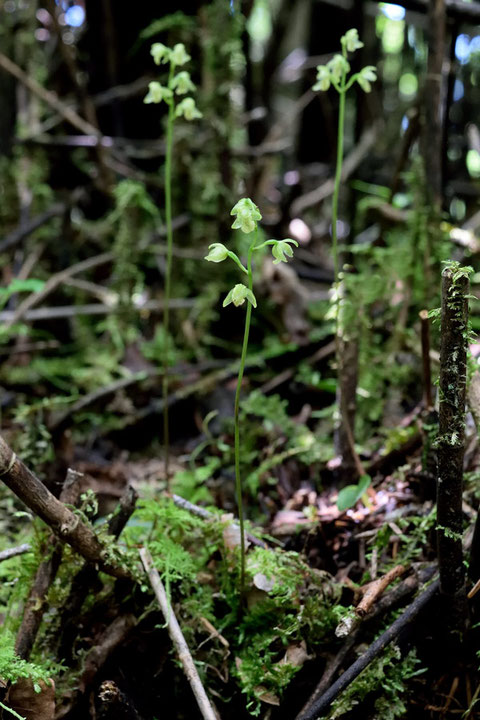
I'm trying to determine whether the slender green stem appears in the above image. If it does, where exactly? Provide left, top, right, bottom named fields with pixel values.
left=163, top=65, right=175, bottom=486
left=234, top=232, right=255, bottom=595
left=331, top=68, right=346, bottom=288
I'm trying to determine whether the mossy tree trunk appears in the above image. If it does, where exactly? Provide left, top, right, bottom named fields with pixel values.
left=436, top=265, right=469, bottom=638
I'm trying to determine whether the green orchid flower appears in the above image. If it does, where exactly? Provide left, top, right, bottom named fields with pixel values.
left=151, top=43, right=171, bottom=65
left=143, top=82, right=173, bottom=104
left=342, top=28, right=364, bottom=53
left=313, top=65, right=331, bottom=92
left=205, top=243, right=229, bottom=263
left=357, top=65, right=377, bottom=93
left=175, top=97, right=202, bottom=121
left=171, top=71, right=196, bottom=96
left=223, top=283, right=257, bottom=308
left=170, top=43, right=191, bottom=66
left=271, top=239, right=298, bottom=264
left=327, top=54, right=350, bottom=83
left=230, top=198, right=262, bottom=234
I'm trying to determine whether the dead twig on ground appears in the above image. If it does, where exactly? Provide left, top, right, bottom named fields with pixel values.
left=0, top=434, right=130, bottom=579
left=3, top=252, right=114, bottom=331
left=15, top=469, right=83, bottom=660
left=0, top=544, right=32, bottom=562
left=296, top=577, right=440, bottom=720
left=139, top=547, right=219, bottom=720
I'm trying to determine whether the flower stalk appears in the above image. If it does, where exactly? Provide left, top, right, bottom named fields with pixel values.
left=144, top=43, right=202, bottom=483
left=205, top=198, right=297, bottom=593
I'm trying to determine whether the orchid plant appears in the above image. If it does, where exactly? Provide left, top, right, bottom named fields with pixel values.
left=205, top=198, right=297, bottom=591
left=312, top=28, right=376, bottom=288
left=313, top=29, right=376, bottom=504
left=144, top=43, right=202, bottom=481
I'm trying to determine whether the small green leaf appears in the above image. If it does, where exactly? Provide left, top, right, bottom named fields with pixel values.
left=337, top=474, right=371, bottom=512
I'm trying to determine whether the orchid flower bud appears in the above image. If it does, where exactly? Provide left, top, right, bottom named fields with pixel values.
left=230, top=198, right=262, bottom=234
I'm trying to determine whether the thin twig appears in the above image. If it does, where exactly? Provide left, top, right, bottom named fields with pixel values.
left=3, top=252, right=114, bottom=330
left=171, top=494, right=267, bottom=549
left=296, top=577, right=440, bottom=720
left=0, top=544, right=31, bottom=562
left=139, top=547, right=219, bottom=720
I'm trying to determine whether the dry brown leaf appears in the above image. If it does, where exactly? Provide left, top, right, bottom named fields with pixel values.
left=7, top=678, right=55, bottom=720
left=254, top=685, right=280, bottom=706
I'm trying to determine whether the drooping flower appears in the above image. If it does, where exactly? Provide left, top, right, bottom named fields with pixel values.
left=171, top=71, right=196, bottom=95
left=327, top=54, right=350, bottom=83
left=170, top=43, right=191, bottom=66
left=175, top=97, right=202, bottom=121
left=357, top=65, right=377, bottom=93
left=230, top=198, right=262, bottom=234
left=271, top=239, right=298, bottom=264
left=223, top=283, right=257, bottom=308
left=151, top=43, right=171, bottom=65
left=205, top=243, right=229, bottom=263
left=341, top=28, right=364, bottom=53
left=313, top=65, right=331, bottom=92
left=144, top=82, right=173, bottom=104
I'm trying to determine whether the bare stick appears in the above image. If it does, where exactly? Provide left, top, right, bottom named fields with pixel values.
left=296, top=577, right=440, bottom=720
left=0, top=297, right=194, bottom=324
left=3, top=252, right=114, bottom=331
left=0, top=544, right=31, bottom=562
left=355, top=565, right=405, bottom=618
left=139, top=547, right=218, bottom=720
left=171, top=493, right=267, bottom=549
left=0, top=51, right=101, bottom=138
left=437, top=266, right=469, bottom=633
left=0, top=435, right=130, bottom=579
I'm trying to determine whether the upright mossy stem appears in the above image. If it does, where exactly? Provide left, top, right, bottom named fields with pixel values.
left=234, top=233, right=255, bottom=594
left=163, top=62, right=175, bottom=484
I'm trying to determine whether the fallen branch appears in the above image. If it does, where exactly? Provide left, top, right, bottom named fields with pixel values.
left=3, top=252, right=114, bottom=331
left=0, top=297, right=194, bottom=324
left=297, top=565, right=438, bottom=718
left=0, top=544, right=31, bottom=563
left=15, top=469, right=82, bottom=660
left=139, top=547, right=218, bottom=720
left=291, top=123, right=380, bottom=215
left=57, top=485, right=137, bottom=661
left=355, top=565, right=405, bottom=618
left=0, top=434, right=130, bottom=579
left=296, top=577, right=440, bottom=720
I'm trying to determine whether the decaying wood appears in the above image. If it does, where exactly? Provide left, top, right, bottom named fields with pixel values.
left=57, top=485, right=137, bottom=662
left=78, top=615, right=136, bottom=692
left=139, top=547, right=218, bottom=720
left=437, top=267, right=468, bottom=634
left=0, top=434, right=130, bottom=579
left=15, top=470, right=83, bottom=660
left=95, top=680, right=143, bottom=720
left=298, top=565, right=438, bottom=718
left=296, top=577, right=440, bottom=720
